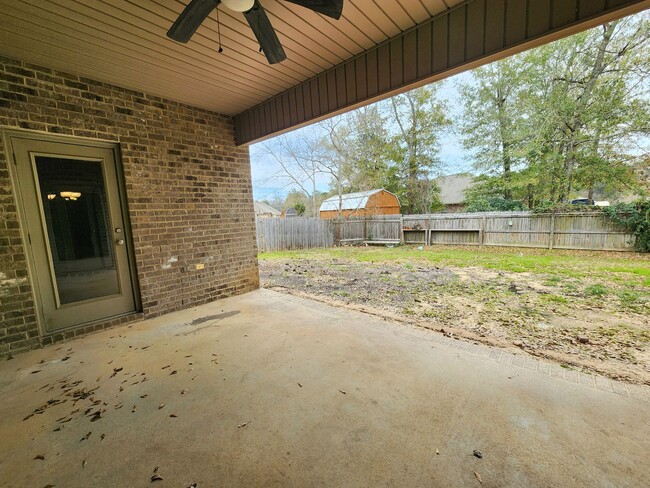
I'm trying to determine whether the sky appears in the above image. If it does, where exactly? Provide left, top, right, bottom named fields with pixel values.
left=249, top=71, right=474, bottom=202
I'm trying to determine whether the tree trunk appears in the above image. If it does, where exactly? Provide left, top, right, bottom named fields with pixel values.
left=502, top=142, right=512, bottom=200
left=336, top=177, right=343, bottom=219
left=311, top=170, right=317, bottom=217
left=560, top=139, right=577, bottom=202
left=496, top=86, right=512, bottom=200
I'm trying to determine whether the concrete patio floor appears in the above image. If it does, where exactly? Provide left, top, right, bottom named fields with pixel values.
left=1, top=289, right=648, bottom=488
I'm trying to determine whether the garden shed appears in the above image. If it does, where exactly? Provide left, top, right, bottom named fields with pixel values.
left=319, top=189, right=400, bottom=219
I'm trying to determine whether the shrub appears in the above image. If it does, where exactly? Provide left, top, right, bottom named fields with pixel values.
left=531, top=202, right=602, bottom=213
left=294, top=203, right=306, bottom=216
left=466, top=197, right=526, bottom=212
left=532, top=200, right=555, bottom=213
left=603, top=199, right=650, bottom=252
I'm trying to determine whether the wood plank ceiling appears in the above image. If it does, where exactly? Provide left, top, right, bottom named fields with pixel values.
left=0, top=0, right=465, bottom=116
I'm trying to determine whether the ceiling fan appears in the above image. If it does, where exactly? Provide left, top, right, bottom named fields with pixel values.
left=167, top=0, right=344, bottom=64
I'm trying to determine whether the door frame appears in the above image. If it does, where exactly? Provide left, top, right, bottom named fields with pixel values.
left=3, top=128, right=141, bottom=338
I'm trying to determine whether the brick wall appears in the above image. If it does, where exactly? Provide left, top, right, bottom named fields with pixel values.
left=0, top=56, right=259, bottom=355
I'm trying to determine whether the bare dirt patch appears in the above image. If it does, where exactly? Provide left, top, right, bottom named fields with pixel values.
left=260, top=249, right=650, bottom=385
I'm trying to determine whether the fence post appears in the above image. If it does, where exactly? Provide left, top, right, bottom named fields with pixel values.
left=363, top=218, right=367, bottom=242
left=549, top=213, right=555, bottom=250
left=334, top=218, right=341, bottom=246
left=399, top=215, right=404, bottom=244
left=481, top=216, right=486, bottom=247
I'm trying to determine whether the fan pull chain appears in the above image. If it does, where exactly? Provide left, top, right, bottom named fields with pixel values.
left=217, top=7, right=224, bottom=53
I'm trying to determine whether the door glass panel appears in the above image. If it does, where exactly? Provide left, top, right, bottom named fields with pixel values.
left=34, top=156, right=120, bottom=305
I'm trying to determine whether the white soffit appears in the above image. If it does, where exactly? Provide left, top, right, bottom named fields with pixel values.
left=0, top=0, right=463, bottom=115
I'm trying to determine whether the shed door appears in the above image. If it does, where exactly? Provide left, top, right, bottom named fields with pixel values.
left=8, top=134, right=137, bottom=333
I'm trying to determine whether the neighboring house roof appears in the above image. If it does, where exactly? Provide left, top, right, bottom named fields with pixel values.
left=319, top=189, right=398, bottom=212
left=254, top=201, right=281, bottom=216
left=283, top=207, right=298, bottom=217
left=436, top=174, right=475, bottom=205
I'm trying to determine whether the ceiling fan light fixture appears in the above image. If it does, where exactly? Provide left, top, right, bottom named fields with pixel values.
left=168, top=0, right=345, bottom=63
left=222, top=0, right=255, bottom=12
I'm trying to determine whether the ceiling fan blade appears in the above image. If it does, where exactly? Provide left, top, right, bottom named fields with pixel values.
left=167, top=0, right=221, bottom=43
left=244, top=1, right=287, bottom=64
left=283, top=0, right=343, bottom=20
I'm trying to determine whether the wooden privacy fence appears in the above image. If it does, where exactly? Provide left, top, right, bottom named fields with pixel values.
left=255, top=217, right=334, bottom=252
left=402, top=212, right=634, bottom=251
left=333, top=215, right=402, bottom=244
left=256, top=212, right=635, bottom=252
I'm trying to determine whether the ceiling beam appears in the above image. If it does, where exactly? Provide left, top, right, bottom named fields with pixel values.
left=234, top=0, right=650, bottom=145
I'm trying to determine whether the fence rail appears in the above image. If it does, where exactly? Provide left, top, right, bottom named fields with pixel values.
left=256, top=212, right=635, bottom=252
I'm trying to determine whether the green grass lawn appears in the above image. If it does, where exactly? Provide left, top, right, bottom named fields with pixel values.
left=259, top=245, right=650, bottom=285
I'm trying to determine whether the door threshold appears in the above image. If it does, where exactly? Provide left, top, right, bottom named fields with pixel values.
left=41, top=311, right=145, bottom=345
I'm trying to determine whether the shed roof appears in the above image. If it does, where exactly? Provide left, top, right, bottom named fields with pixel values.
left=436, top=174, right=475, bottom=205
left=319, top=189, right=398, bottom=212
left=254, top=201, right=280, bottom=216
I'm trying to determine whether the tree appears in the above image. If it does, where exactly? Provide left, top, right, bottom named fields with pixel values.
left=458, top=13, right=650, bottom=206
left=337, top=104, right=393, bottom=192
left=312, top=116, right=355, bottom=218
left=525, top=16, right=650, bottom=202
left=457, top=55, right=530, bottom=200
left=283, top=189, right=309, bottom=213
left=255, top=83, right=451, bottom=217
left=326, top=86, right=451, bottom=214
left=389, top=86, right=451, bottom=213
left=257, top=128, right=325, bottom=216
